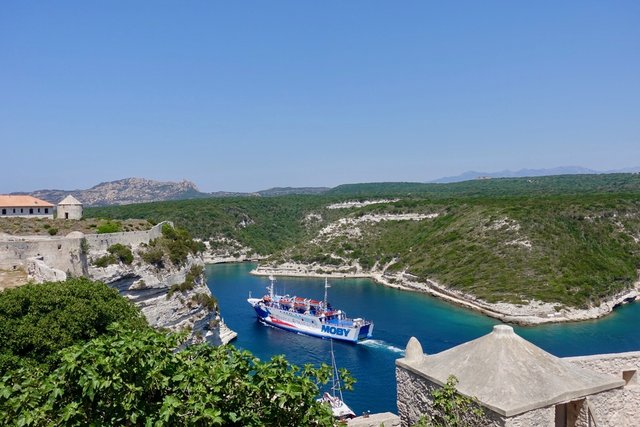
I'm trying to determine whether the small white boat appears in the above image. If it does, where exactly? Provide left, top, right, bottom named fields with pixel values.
left=317, top=340, right=356, bottom=420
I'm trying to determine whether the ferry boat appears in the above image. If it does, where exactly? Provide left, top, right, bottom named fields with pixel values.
left=247, top=276, right=374, bottom=343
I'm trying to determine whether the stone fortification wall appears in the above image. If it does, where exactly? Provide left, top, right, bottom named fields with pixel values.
left=83, top=221, right=167, bottom=252
left=395, top=367, right=506, bottom=427
left=564, top=351, right=640, bottom=379
left=0, top=222, right=168, bottom=276
left=564, top=352, right=640, bottom=426
left=0, top=235, right=85, bottom=276
left=396, top=352, right=640, bottom=427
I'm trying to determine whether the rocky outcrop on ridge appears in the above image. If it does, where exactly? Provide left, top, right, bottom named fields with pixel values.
left=20, top=177, right=208, bottom=206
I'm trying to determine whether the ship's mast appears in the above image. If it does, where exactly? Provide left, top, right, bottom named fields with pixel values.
left=268, top=275, right=275, bottom=299
left=324, top=278, right=330, bottom=309
left=330, top=339, right=344, bottom=401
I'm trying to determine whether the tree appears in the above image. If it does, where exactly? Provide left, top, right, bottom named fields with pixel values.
left=0, top=278, right=147, bottom=371
left=0, top=326, right=339, bottom=426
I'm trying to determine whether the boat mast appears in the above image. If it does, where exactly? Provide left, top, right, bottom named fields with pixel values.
left=324, top=278, right=330, bottom=309
left=330, top=339, right=344, bottom=401
left=268, top=275, right=275, bottom=299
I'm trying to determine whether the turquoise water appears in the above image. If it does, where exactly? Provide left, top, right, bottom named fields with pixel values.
left=206, top=263, right=640, bottom=416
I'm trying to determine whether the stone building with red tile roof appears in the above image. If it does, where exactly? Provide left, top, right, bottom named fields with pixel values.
left=0, top=195, right=54, bottom=219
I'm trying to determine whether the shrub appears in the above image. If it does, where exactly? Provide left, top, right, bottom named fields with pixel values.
left=0, top=326, right=339, bottom=426
left=107, top=243, right=133, bottom=265
left=141, top=246, right=165, bottom=267
left=96, top=221, right=122, bottom=234
left=191, top=293, right=218, bottom=311
left=80, top=238, right=90, bottom=256
left=0, top=278, right=146, bottom=371
left=168, top=265, right=204, bottom=298
left=93, top=254, right=117, bottom=268
left=47, top=227, right=58, bottom=236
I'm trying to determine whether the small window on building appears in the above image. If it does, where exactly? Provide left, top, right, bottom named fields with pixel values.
left=20, top=208, right=23, bottom=213
left=29, top=208, right=34, bottom=214
left=623, top=370, right=637, bottom=386
left=13, top=209, right=16, bottom=213
left=45, top=208, right=49, bottom=214
left=1, top=209, right=5, bottom=215
left=38, top=208, right=41, bottom=213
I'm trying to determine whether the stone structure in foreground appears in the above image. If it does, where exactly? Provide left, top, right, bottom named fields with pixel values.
left=396, top=325, right=639, bottom=427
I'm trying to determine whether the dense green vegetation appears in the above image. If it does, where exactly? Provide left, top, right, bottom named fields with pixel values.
left=0, top=279, right=348, bottom=426
left=88, top=196, right=342, bottom=254
left=1, top=327, right=339, bottom=426
left=86, top=174, right=640, bottom=308
left=283, top=195, right=640, bottom=307
left=328, top=173, right=640, bottom=198
left=140, top=223, right=206, bottom=268
left=0, top=278, right=146, bottom=372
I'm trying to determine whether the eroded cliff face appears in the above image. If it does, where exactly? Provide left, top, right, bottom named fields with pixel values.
left=87, top=252, right=236, bottom=345
left=15, top=224, right=236, bottom=345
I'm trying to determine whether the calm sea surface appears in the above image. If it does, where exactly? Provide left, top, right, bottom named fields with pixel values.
left=206, top=263, right=640, bottom=415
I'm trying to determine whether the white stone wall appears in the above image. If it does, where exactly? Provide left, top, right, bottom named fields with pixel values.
left=503, top=406, right=554, bottom=427
left=396, top=367, right=506, bottom=427
left=83, top=222, right=166, bottom=252
left=564, top=352, right=640, bottom=427
left=397, top=356, right=638, bottom=427
left=0, top=222, right=168, bottom=276
left=0, top=235, right=86, bottom=275
left=0, top=206, right=53, bottom=219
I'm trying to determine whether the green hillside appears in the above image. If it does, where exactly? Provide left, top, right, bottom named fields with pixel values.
left=86, top=174, right=640, bottom=308
left=329, top=173, right=640, bottom=198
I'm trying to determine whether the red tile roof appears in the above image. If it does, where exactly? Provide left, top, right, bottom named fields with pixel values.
left=0, top=195, right=54, bottom=208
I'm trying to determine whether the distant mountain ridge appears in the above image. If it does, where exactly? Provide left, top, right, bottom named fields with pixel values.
left=14, top=178, right=209, bottom=206
left=14, top=178, right=331, bottom=206
left=431, top=166, right=640, bottom=183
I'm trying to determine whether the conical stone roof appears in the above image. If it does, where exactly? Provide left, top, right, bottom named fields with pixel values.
left=396, top=325, right=624, bottom=417
left=58, top=195, right=82, bottom=205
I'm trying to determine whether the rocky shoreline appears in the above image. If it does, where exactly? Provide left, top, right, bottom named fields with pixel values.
left=250, top=262, right=640, bottom=326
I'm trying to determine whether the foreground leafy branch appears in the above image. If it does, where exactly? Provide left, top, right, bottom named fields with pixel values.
left=0, top=326, right=340, bottom=426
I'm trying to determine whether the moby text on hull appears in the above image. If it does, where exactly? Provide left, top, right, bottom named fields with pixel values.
left=247, top=276, right=374, bottom=343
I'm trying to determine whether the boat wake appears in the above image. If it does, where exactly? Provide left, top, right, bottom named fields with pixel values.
left=359, top=339, right=405, bottom=355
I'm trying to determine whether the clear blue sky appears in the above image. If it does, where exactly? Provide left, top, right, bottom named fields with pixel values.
left=1, top=1, right=639, bottom=192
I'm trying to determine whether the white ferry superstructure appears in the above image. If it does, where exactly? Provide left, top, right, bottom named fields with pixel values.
left=247, top=276, right=374, bottom=343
